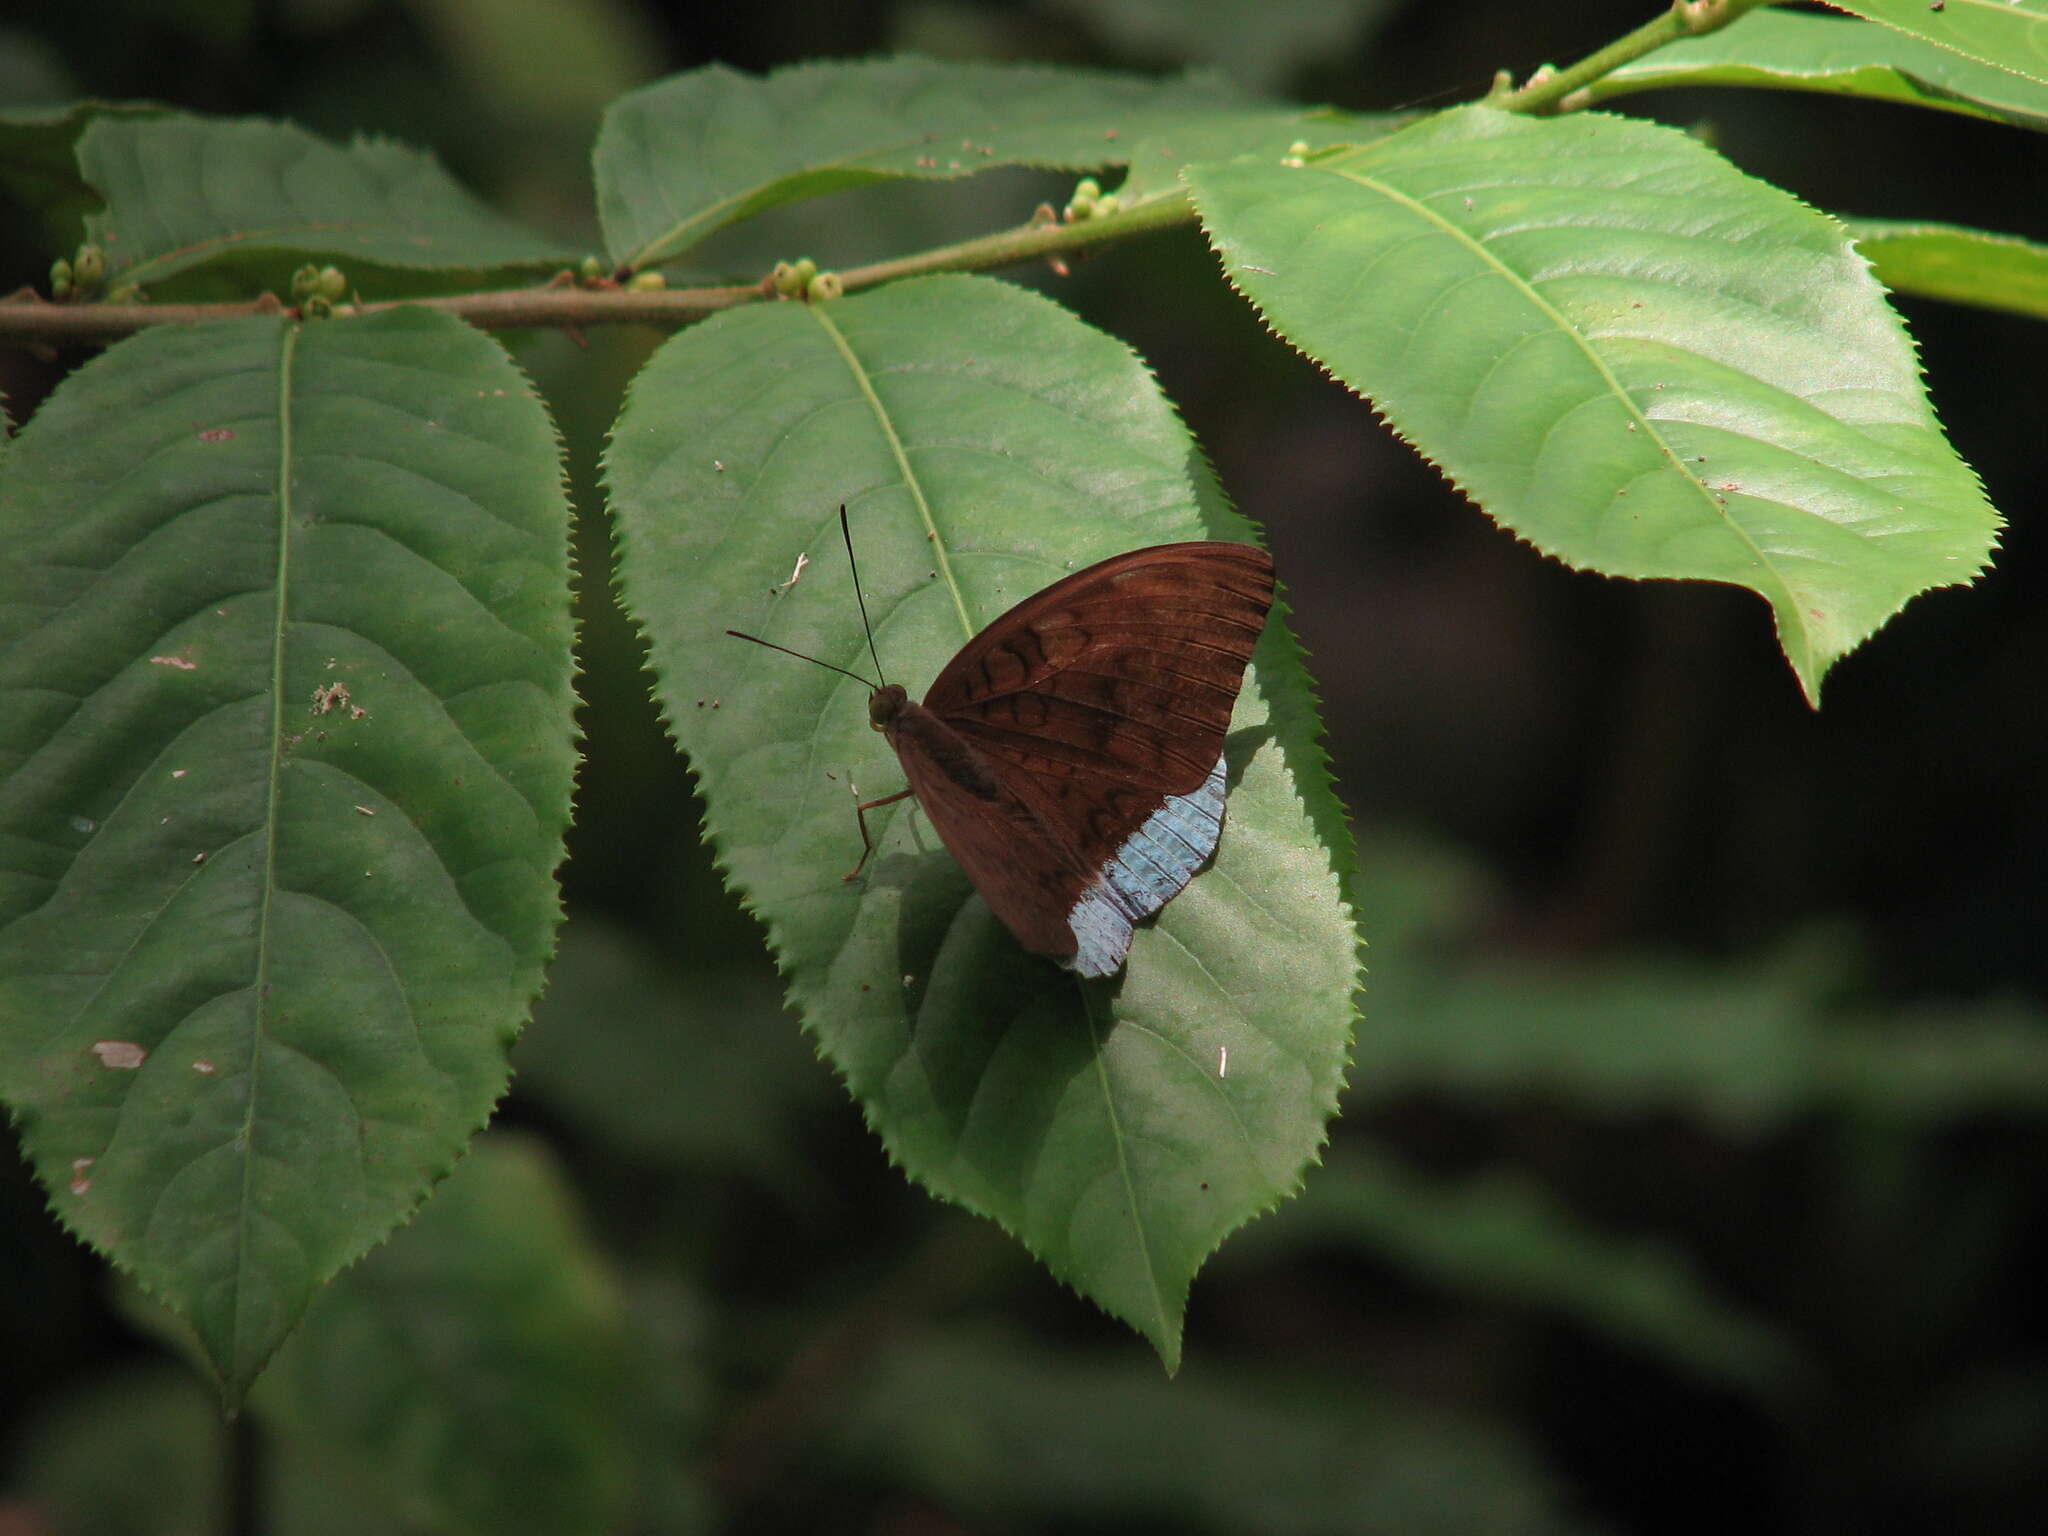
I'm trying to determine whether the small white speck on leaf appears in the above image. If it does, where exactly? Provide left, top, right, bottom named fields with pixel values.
left=71, top=1158, right=94, bottom=1195
left=193, top=1059, right=216, bottom=1074
left=91, top=1040, right=146, bottom=1070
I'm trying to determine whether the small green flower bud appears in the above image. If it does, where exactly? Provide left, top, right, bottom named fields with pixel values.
left=302, top=293, right=334, bottom=319
left=792, top=257, right=818, bottom=287
left=1093, top=194, right=1120, bottom=218
left=291, top=264, right=323, bottom=302
left=1287, top=140, right=1311, bottom=159
left=49, top=257, right=73, bottom=299
left=808, top=271, right=843, bottom=301
left=772, top=260, right=801, bottom=295
left=317, top=266, right=348, bottom=301
left=72, top=244, right=105, bottom=288
left=106, top=283, right=141, bottom=304
left=578, top=255, right=605, bottom=284
left=627, top=270, right=667, bottom=291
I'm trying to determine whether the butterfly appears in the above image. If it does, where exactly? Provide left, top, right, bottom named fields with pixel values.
left=736, top=536, right=1275, bottom=977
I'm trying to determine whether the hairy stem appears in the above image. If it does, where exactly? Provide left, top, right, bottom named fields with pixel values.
left=1494, top=0, right=1779, bottom=116
left=0, top=192, right=1194, bottom=347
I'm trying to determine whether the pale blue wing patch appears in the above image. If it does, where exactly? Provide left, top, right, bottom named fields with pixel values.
left=1063, top=754, right=1228, bottom=978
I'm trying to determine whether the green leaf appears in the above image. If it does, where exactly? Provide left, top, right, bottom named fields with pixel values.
left=1231, top=1148, right=1805, bottom=1399
left=74, top=111, right=577, bottom=293
left=1849, top=219, right=2048, bottom=320
left=1075, top=0, right=1403, bottom=93
left=1824, top=0, right=2048, bottom=89
left=830, top=1328, right=1596, bottom=1534
left=605, top=273, right=1357, bottom=1369
left=1186, top=105, right=2001, bottom=704
left=593, top=58, right=1364, bottom=270
left=252, top=1136, right=631, bottom=1536
left=1581, top=10, right=2048, bottom=131
left=512, top=916, right=830, bottom=1191
left=0, top=308, right=577, bottom=1402
left=1351, top=851, right=2048, bottom=1131
left=9, top=1366, right=224, bottom=1535
left=0, top=101, right=168, bottom=251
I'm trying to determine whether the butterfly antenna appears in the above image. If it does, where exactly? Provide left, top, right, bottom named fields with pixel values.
left=839, top=505, right=889, bottom=688
left=725, top=630, right=877, bottom=690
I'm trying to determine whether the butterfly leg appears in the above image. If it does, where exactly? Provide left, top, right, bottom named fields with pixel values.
left=846, top=787, right=914, bottom=881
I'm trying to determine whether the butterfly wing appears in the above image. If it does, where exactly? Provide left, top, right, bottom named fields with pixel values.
left=882, top=697, right=1096, bottom=962
left=894, top=541, right=1274, bottom=975
left=921, top=541, right=1274, bottom=793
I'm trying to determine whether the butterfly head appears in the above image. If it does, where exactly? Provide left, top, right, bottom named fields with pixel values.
left=868, top=682, right=908, bottom=733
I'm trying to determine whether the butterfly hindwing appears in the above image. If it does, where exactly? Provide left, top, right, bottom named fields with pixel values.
left=883, top=698, right=1094, bottom=962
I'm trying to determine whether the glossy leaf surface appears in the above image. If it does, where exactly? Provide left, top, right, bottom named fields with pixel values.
left=1186, top=105, right=2000, bottom=702
left=1851, top=219, right=2048, bottom=320
left=1827, top=0, right=2048, bottom=89
left=1584, top=9, right=2048, bottom=131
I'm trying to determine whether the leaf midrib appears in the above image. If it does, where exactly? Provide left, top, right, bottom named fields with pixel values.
left=235, top=318, right=300, bottom=1383
left=1320, top=152, right=1806, bottom=655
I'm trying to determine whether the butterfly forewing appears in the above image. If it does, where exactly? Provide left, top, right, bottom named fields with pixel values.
left=922, top=543, right=1275, bottom=793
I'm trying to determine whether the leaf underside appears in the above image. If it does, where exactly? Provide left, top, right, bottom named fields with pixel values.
left=75, top=112, right=577, bottom=294
left=593, top=57, right=1370, bottom=270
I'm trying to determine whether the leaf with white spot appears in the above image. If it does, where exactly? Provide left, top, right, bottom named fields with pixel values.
left=605, top=273, right=1357, bottom=1369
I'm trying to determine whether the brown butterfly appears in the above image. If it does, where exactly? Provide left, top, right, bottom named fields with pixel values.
left=735, top=534, right=1274, bottom=976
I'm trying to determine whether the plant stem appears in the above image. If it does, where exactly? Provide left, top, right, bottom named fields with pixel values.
left=1494, top=0, right=1779, bottom=116
left=836, top=188, right=1194, bottom=291
left=0, top=194, right=1195, bottom=348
